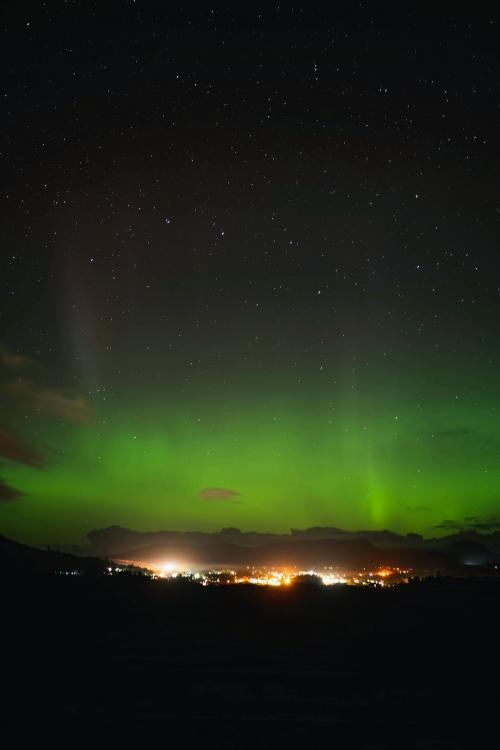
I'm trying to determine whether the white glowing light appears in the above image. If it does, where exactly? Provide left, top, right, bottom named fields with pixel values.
left=162, top=562, right=177, bottom=574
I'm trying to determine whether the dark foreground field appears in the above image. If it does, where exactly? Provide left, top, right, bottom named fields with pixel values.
left=3, top=575, right=498, bottom=748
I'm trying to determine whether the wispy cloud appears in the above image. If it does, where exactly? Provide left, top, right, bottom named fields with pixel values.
left=0, top=344, right=88, bottom=501
left=0, top=348, right=39, bottom=371
left=0, top=479, right=24, bottom=502
left=1, top=344, right=90, bottom=424
left=0, top=425, right=43, bottom=502
left=434, top=519, right=463, bottom=531
left=33, top=385, right=89, bottom=423
left=464, top=514, right=500, bottom=531
left=0, top=425, right=43, bottom=468
left=199, top=487, right=242, bottom=502
left=434, top=514, right=500, bottom=532
left=4, top=381, right=90, bottom=423
left=436, top=427, right=474, bottom=437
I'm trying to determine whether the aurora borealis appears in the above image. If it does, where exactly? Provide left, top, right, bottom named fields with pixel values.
left=2, top=338, right=499, bottom=545
left=2, top=4, right=500, bottom=546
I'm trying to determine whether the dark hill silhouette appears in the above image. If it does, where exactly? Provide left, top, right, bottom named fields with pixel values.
left=115, top=537, right=382, bottom=568
left=0, top=534, right=110, bottom=575
left=87, top=523, right=500, bottom=562
left=115, top=535, right=459, bottom=571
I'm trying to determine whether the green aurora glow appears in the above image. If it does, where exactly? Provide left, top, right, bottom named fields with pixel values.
left=2, top=352, right=499, bottom=545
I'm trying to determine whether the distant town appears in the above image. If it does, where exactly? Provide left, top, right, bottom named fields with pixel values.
left=56, top=561, right=418, bottom=587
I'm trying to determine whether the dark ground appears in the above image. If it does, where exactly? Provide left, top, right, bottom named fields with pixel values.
left=3, top=574, right=498, bottom=748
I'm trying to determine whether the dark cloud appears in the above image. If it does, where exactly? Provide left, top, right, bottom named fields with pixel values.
left=0, top=425, right=43, bottom=468
left=199, top=487, right=242, bottom=501
left=435, top=514, right=500, bottom=532
left=34, top=386, right=89, bottom=423
left=4, top=380, right=90, bottom=423
left=0, top=480, right=24, bottom=501
left=436, top=427, right=474, bottom=437
left=479, top=436, right=500, bottom=452
left=434, top=519, right=463, bottom=531
left=0, top=426, right=43, bottom=502
left=468, top=521, right=500, bottom=531
left=0, top=344, right=40, bottom=372
left=464, top=514, right=500, bottom=531
left=1, top=344, right=90, bottom=424
left=0, top=346, right=88, bottom=501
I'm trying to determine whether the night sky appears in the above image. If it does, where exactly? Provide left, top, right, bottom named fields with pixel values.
left=2, top=3, right=500, bottom=545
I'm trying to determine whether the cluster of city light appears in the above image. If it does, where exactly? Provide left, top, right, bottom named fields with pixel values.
left=151, top=563, right=410, bottom=587
left=54, top=562, right=413, bottom=585
left=320, top=573, right=347, bottom=586
left=237, top=571, right=293, bottom=586
left=162, top=562, right=180, bottom=577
